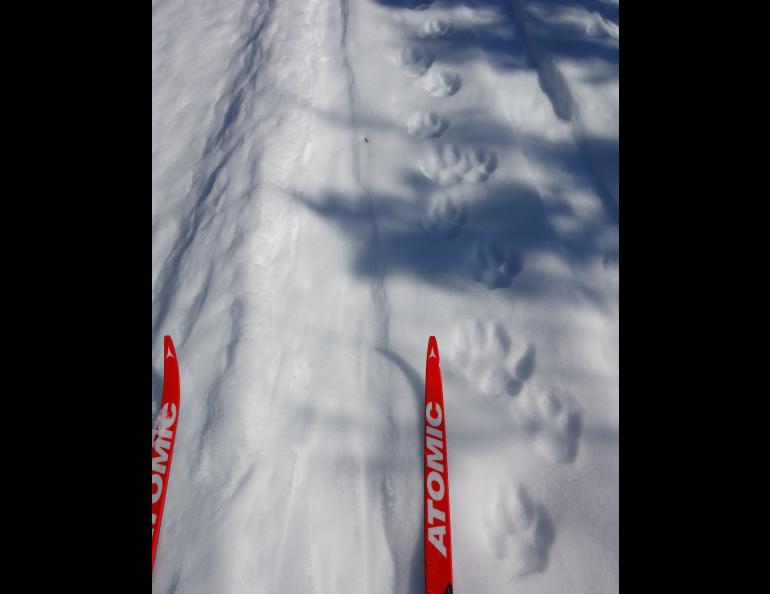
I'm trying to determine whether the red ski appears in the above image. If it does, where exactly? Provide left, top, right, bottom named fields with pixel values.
left=152, top=335, right=180, bottom=571
left=424, top=336, right=453, bottom=594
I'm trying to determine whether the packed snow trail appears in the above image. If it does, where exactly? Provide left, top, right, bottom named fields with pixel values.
left=152, top=1, right=618, bottom=593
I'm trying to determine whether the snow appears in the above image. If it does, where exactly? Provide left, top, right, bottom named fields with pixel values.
left=152, top=0, right=618, bottom=592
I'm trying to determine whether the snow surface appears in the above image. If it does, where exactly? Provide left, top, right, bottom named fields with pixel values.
left=152, top=0, right=618, bottom=592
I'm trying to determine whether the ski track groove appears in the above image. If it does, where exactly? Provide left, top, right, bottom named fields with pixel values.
left=339, top=0, right=390, bottom=351
left=339, top=3, right=368, bottom=589
left=273, top=454, right=302, bottom=593
left=339, top=1, right=400, bottom=590
left=153, top=3, right=324, bottom=590
left=152, top=0, right=277, bottom=343
left=156, top=0, right=278, bottom=459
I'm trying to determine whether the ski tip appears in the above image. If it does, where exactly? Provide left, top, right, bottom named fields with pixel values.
left=427, top=336, right=439, bottom=361
left=163, top=335, right=176, bottom=360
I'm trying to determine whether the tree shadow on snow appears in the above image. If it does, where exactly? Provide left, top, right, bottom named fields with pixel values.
left=374, top=0, right=617, bottom=26
left=394, top=0, right=617, bottom=77
left=290, top=156, right=616, bottom=311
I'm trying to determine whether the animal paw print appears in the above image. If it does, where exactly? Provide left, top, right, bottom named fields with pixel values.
left=531, top=388, right=581, bottom=464
left=485, top=483, right=554, bottom=577
left=419, top=19, right=453, bottom=39
left=423, top=70, right=462, bottom=97
left=451, top=319, right=534, bottom=398
left=470, top=240, right=523, bottom=289
left=407, top=111, right=449, bottom=139
left=421, top=144, right=498, bottom=186
left=395, top=46, right=434, bottom=78
left=421, top=194, right=467, bottom=239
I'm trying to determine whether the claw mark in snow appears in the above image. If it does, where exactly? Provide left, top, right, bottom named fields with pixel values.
left=420, top=144, right=498, bottom=186
left=407, top=111, right=449, bottom=139
left=423, top=70, right=462, bottom=97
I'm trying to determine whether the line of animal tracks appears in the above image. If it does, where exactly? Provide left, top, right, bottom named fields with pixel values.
left=152, top=0, right=618, bottom=592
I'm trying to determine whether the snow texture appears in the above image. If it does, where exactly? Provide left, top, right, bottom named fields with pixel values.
left=152, top=0, right=619, bottom=592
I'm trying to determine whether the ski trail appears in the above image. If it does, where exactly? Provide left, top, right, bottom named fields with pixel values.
left=152, top=0, right=276, bottom=344
left=153, top=1, right=284, bottom=582
left=341, top=2, right=399, bottom=589
left=338, top=3, right=373, bottom=591
left=338, top=2, right=419, bottom=591
left=184, top=0, right=399, bottom=589
left=153, top=0, right=357, bottom=590
left=339, top=0, right=391, bottom=350
left=252, top=1, right=375, bottom=589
